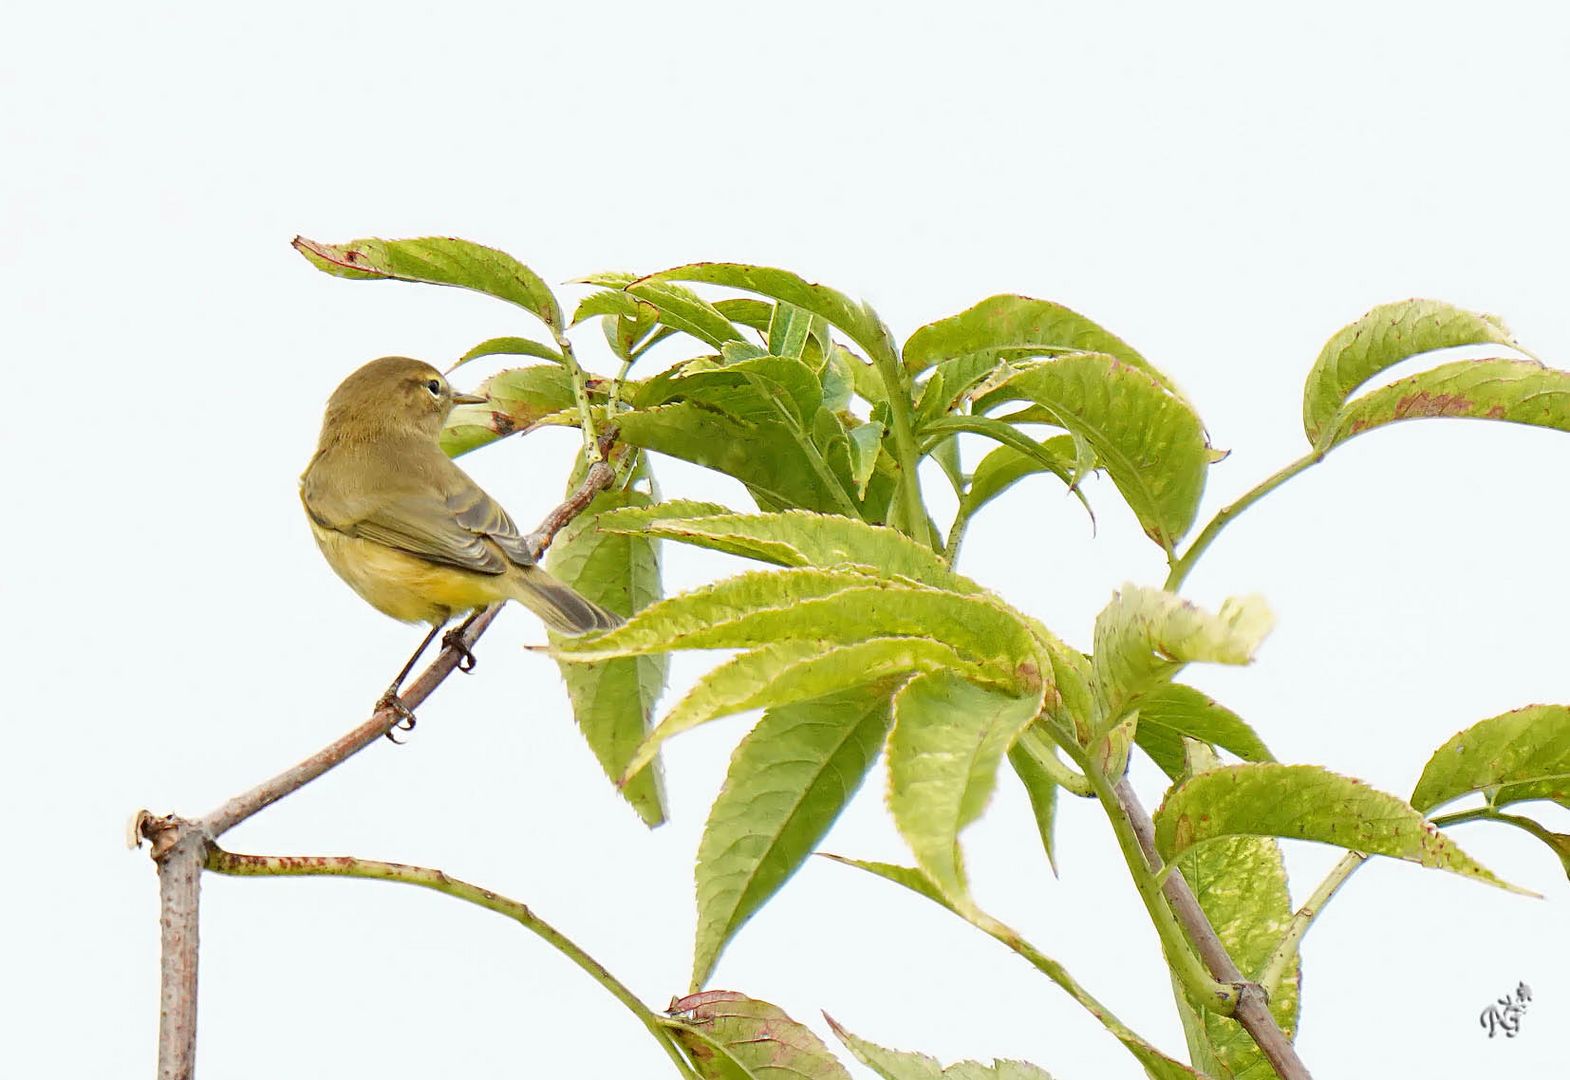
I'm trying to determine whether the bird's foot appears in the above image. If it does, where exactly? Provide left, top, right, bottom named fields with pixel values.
left=377, top=689, right=417, bottom=743
left=442, top=628, right=478, bottom=673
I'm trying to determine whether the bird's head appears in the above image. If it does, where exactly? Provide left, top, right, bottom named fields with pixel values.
left=321, top=356, right=487, bottom=442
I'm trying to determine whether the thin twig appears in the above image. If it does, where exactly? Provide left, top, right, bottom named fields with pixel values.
left=1113, top=777, right=1312, bottom=1080
left=136, top=454, right=620, bottom=1080
left=206, top=847, right=698, bottom=1078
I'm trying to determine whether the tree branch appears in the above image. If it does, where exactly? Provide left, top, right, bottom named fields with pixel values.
left=135, top=454, right=620, bottom=1080
left=1113, top=777, right=1312, bottom=1080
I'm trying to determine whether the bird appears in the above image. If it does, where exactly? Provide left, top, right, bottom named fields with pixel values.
left=301, top=356, right=621, bottom=732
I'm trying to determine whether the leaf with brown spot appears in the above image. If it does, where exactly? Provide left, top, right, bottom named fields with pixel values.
left=1320, top=358, right=1570, bottom=450
left=1302, top=299, right=1517, bottom=443
left=665, top=991, right=851, bottom=1080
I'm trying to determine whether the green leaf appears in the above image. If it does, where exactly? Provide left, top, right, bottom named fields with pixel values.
left=976, top=354, right=1208, bottom=551
left=643, top=262, right=900, bottom=370
left=1154, top=764, right=1528, bottom=893
left=769, top=301, right=814, bottom=360
left=846, top=421, right=884, bottom=498
left=556, top=571, right=1044, bottom=694
left=1302, top=299, right=1517, bottom=444
left=293, top=235, right=562, bottom=332
left=966, top=436, right=1081, bottom=512
left=666, top=992, right=851, bottom=1080
left=1093, top=587, right=1273, bottom=731
left=1008, top=741, right=1060, bottom=875
left=619, top=404, right=859, bottom=516
left=1317, top=358, right=1570, bottom=451
left=593, top=509, right=970, bottom=590
left=449, top=335, right=563, bottom=371
left=438, top=364, right=579, bottom=458
left=714, top=297, right=776, bottom=333
left=692, top=684, right=894, bottom=990
left=902, top=293, right=1172, bottom=392
left=1133, top=684, right=1276, bottom=780
left=887, top=672, right=1043, bottom=906
left=624, top=279, right=748, bottom=350
left=825, top=1017, right=1056, bottom=1080
left=547, top=491, right=668, bottom=827
left=1410, top=704, right=1570, bottom=813
left=626, top=638, right=984, bottom=779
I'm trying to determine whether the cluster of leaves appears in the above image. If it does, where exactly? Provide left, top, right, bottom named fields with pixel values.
left=299, top=235, right=1570, bottom=1079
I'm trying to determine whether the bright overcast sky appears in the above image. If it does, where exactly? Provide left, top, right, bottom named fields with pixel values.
left=6, top=3, right=1568, bottom=1077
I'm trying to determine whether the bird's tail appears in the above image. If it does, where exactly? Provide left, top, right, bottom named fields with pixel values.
left=511, top=564, right=624, bottom=634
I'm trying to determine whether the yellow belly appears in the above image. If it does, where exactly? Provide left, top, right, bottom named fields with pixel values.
left=310, top=521, right=510, bottom=626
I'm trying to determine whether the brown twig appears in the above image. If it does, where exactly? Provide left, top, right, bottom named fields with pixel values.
left=135, top=455, right=619, bottom=1080
left=1113, top=777, right=1311, bottom=1080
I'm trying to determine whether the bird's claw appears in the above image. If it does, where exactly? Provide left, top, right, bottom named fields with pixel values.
left=377, top=690, right=418, bottom=743
left=443, top=629, right=478, bottom=673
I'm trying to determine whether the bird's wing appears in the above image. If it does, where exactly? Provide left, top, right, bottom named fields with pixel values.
left=302, top=450, right=531, bottom=575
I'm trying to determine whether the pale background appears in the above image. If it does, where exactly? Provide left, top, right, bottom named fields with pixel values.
left=4, top=3, right=1567, bottom=1077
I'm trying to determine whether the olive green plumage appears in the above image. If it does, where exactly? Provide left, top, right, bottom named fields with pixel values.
left=301, top=356, right=619, bottom=635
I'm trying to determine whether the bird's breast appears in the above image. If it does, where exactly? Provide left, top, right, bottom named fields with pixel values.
left=308, top=519, right=506, bottom=626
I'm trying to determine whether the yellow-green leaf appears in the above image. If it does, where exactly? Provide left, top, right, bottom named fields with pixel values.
left=1302, top=299, right=1516, bottom=444
left=1410, top=704, right=1570, bottom=814
left=1154, top=764, right=1527, bottom=893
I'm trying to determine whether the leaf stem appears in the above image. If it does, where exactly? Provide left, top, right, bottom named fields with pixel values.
left=1164, top=452, right=1321, bottom=592
left=554, top=331, right=603, bottom=462
left=870, top=348, right=930, bottom=543
left=1256, top=850, right=1368, bottom=1000
left=205, top=848, right=699, bottom=1079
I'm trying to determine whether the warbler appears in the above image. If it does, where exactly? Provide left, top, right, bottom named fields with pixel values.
left=301, top=356, right=619, bottom=722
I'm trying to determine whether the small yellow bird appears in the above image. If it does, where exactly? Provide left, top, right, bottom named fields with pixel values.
left=302, top=356, right=620, bottom=726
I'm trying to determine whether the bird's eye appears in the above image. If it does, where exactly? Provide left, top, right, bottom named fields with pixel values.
left=425, top=379, right=442, bottom=397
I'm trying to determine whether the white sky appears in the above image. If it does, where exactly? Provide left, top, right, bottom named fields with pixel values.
left=5, top=3, right=1567, bottom=1077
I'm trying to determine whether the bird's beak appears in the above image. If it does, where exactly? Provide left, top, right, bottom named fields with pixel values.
left=452, top=391, right=489, bottom=405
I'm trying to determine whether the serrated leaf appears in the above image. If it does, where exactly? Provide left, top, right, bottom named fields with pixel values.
left=449, top=334, right=563, bottom=371
left=966, top=436, right=1081, bottom=512
left=1008, top=740, right=1060, bottom=875
left=976, top=354, right=1208, bottom=551
left=825, top=1017, right=1055, bottom=1080
left=625, top=278, right=748, bottom=350
left=556, top=572, right=1043, bottom=697
left=692, top=684, right=894, bottom=989
left=293, top=235, right=562, bottom=332
left=666, top=992, right=851, bottom=1080
left=1092, top=587, right=1272, bottom=731
left=1317, top=358, right=1570, bottom=450
left=1134, top=684, right=1275, bottom=781
left=902, top=293, right=1172, bottom=391
left=438, top=364, right=579, bottom=457
left=1410, top=704, right=1570, bottom=813
left=619, top=403, right=860, bottom=516
left=643, top=262, right=900, bottom=371
left=594, top=509, right=969, bottom=590
left=1154, top=764, right=1527, bottom=893
left=547, top=491, right=667, bottom=827
left=1302, top=299, right=1516, bottom=444
left=627, top=638, right=985, bottom=779
left=887, top=672, right=1043, bottom=906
